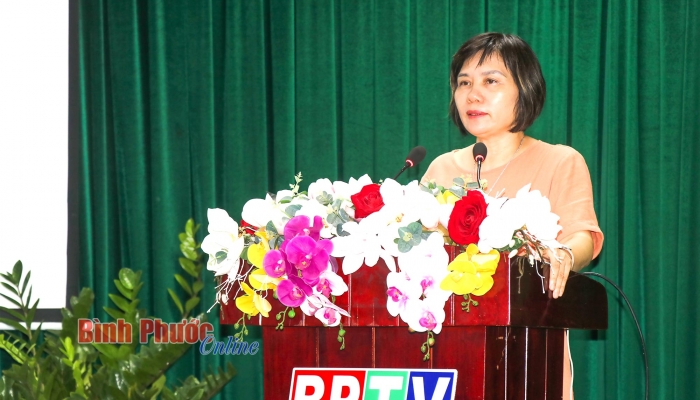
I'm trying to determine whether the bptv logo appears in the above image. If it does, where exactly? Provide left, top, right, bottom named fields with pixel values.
left=290, top=368, right=457, bottom=400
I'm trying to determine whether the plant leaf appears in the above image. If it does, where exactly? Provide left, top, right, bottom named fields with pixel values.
left=192, top=281, right=204, bottom=295
left=103, top=307, right=125, bottom=320
left=0, top=293, right=21, bottom=308
left=174, top=274, right=192, bottom=296
left=179, top=257, right=198, bottom=278
left=0, top=317, right=28, bottom=335
left=118, top=269, right=137, bottom=290
left=185, top=297, right=200, bottom=314
left=11, top=261, right=22, bottom=285
left=168, top=289, right=184, bottom=315
left=113, top=279, right=133, bottom=301
left=1, top=283, right=18, bottom=297
left=186, top=218, right=195, bottom=237
left=20, top=270, right=31, bottom=297
left=108, top=294, right=133, bottom=313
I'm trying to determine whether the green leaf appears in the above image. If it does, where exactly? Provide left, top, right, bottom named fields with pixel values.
left=178, top=232, right=188, bottom=243
left=240, top=246, right=249, bottom=262
left=327, top=213, right=340, bottom=225
left=182, top=247, right=199, bottom=261
left=11, top=261, right=22, bottom=285
left=0, top=334, right=28, bottom=364
left=108, top=294, right=133, bottom=313
left=113, top=279, right=133, bottom=301
left=398, top=222, right=423, bottom=246
left=265, top=221, right=278, bottom=235
left=168, top=289, right=184, bottom=315
left=179, top=257, right=198, bottom=278
left=449, top=187, right=466, bottom=198
left=0, top=317, right=28, bottom=335
left=185, top=297, right=200, bottom=314
left=407, top=222, right=423, bottom=235
left=338, top=208, right=350, bottom=222
left=192, top=281, right=205, bottom=295
left=214, top=251, right=227, bottom=264
left=103, top=307, right=125, bottom=320
left=1, top=307, right=25, bottom=321
left=175, top=274, right=193, bottom=296
left=20, top=270, right=31, bottom=297
left=118, top=269, right=137, bottom=290
left=453, top=177, right=465, bottom=186
left=186, top=218, right=195, bottom=237
left=26, top=299, right=39, bottom=324
left=0, top=293, right=21, bottom=308
left=285, top=204, right=302, bottom=217
left=397, top=240, right=413, bottom=253
left=1, top=282, right=18, bottom=296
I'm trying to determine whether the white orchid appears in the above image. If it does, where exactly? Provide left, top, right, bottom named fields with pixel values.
left=300, top=294, right=351, bottom=326
left=331, top=212, right=396, bottom=274
left=386, top=270, right=422, bottom=319
left=314, top=266, right=349, bottom=297
left=201, top=208, right=245, bottom=279
left=241, top=189, right=308, bottom=233
left=401, top=297, right=447, bottom=334
left=397, top=233, right=452, bottom=302
left=478, top=184, right=563, bottom=253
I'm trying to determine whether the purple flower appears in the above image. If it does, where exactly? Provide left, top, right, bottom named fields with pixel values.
left=262, top=250, right=291, bottom=278
left=280, top=215, right=324, bottom=252
left=285, top=236, right=333, bottom=285
left=277, top=275, right=313, bottom=307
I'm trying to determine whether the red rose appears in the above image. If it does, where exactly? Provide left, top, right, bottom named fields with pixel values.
left=240, top=220, right=256, bottom=235
left=448, top=190, right=487, bottom=245
left=351, top=184, right=385, bottom=219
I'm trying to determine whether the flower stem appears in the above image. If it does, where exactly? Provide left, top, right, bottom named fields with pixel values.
left=460, top=294, right=479, bottom=312
left=233, top=316, right=248, bottom=341
left=275, top=307, right=291, bottom=330
left=421, top=331, right=435, bottom=361
left=337, top=323, right=346, bottom=350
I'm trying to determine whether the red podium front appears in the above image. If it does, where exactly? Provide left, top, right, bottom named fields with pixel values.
left=221, top=250, right=607, bottom=399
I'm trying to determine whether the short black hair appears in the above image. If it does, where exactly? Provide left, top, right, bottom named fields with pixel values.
left=449, top=33, right=546, bottom=134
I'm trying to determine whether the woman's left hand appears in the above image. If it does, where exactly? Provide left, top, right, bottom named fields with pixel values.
left=542, top=247, right=573, bottom=299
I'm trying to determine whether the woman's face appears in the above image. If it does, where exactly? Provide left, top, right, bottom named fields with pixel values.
left=453, top=53, right=520, bottom=139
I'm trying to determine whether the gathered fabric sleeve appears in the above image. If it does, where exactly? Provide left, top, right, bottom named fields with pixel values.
left=548, top=147, right=604, bottom=259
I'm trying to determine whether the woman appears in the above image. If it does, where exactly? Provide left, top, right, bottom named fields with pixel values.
left=422, top=33, right=604, bottom=399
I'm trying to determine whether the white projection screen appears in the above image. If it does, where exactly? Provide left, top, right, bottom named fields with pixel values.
left=0, top=1, right=75, bottom=329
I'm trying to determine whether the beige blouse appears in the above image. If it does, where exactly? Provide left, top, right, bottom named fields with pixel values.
left=422, top=139, right=604, bottom=259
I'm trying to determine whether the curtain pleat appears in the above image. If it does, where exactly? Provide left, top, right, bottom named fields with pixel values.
left=70, top=1, right=700, bottom=398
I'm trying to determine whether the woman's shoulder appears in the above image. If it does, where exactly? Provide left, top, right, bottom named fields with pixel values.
left=422, top=146, right=472, bottom=186
left=527, top=140, right=587, bottom=165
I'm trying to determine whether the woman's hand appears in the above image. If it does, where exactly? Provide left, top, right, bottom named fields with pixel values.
left=542, top=247, right=573, bottom=299
left=543, top=231, right=594, bottom=299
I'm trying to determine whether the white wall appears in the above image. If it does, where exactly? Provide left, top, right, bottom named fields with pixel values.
left=0, top=0, right=69, bottom=316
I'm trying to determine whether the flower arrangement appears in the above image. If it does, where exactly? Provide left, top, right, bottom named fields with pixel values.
left=204, top=173, right=568, bottom=359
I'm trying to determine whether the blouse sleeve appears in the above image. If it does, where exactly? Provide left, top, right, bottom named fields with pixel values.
left=548, top=147, right=604, bottom=259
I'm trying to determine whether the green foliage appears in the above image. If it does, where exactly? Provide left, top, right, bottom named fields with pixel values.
left=0, top=219, right=236, bottom=399
left=171, top=219, right=205, bottom=317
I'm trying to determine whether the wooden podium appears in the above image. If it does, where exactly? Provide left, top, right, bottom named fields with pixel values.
left=221, top=248, right=607, bottom=399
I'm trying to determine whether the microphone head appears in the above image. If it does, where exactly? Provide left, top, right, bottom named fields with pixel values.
left=473, top=142, right=487, bottom=163
left=405, top=146, right=427, bottom=168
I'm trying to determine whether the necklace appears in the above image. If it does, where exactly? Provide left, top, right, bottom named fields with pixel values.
left=478, top=135, right=525, bottom=196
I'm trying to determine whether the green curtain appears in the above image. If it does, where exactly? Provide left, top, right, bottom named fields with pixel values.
left=75, top=0, right=699, bottom=398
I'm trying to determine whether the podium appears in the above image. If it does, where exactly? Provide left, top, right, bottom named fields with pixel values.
left=221, top=247, right=607, bottom=399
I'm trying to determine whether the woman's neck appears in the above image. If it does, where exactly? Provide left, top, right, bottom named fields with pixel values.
left=476, top=132, right=526, bottom=169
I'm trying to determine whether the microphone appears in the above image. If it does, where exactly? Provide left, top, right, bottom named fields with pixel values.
left=473, top=142, right=487, bottom=190
left=393, top=146, right=427, bottom=180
